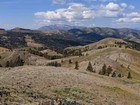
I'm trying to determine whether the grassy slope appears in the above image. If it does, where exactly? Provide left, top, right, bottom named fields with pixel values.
left=0, top=66, right=139, bottom=105
left=61, top=47, right=140, bottom=81
left=62, top=38, right=140, bottom=81
left=0, top=38, right=140, bottom=104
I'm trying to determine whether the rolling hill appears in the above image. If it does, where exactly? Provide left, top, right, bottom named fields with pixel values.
left=0, top=37, right=140, bottom=104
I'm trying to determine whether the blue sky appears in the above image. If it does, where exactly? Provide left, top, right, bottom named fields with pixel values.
left=0, top=0, right=140, bottom=29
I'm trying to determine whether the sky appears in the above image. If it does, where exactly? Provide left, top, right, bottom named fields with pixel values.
left=0, top=0, right=140, bottom=29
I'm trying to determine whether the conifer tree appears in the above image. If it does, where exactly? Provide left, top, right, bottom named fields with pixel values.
left=100, top=64, right=107, bottom=75
left=86, top=62, right=95, bottom=72
left=75, top=61, right=79, bottom=70
left=127, top=72, right=132, bottom=79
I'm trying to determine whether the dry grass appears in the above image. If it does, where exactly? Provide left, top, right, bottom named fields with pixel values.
left=0, top=38, right=140, bottom=104
left=0, top=66, right=139, bottom=104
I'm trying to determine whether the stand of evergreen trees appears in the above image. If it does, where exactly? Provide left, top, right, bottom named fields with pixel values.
left=99, top=64, right=113, bottom=76
left=28, top=48, right=63, bottom=60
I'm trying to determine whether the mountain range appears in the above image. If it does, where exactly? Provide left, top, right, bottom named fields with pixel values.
left=0, top=26, right=140, bottom=52
left=38, top=24, right=85, bottom=31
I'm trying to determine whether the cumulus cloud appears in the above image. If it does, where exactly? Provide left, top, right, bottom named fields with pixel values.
left=35, top=2, right=139, bottom=25
left=52, top=0, right=65, bottom=5
left=99, top=0, right=117, bottom=2
left=52, top=0, right=118, bottom=5
left=97, top=2, right=125, bottom=18
left=105, top=2, right=120, bottom=11
left=126, top=12, right=140, bottom=17
left=116, top=12, right=140, bottom=23
left=35, top=3, right=95, bottom=25
left=116, top=18, right=140, bottom=23
left=121, top=3, right=127, bottom=8
left=129, top=5, right=135, bottom=10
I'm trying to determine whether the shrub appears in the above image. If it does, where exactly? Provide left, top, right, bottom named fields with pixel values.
left=98, top=46, right=103, bottom=49
left=111, top=71, right=116, bottom=77
left=118, top=73, right=122, bottom=78
left=105, top=66, right=113, bottom=76
left=69, top=59, right=72, bottom=64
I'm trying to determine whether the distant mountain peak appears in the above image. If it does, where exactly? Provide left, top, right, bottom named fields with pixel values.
left=38, top=24, right=86, bottom=31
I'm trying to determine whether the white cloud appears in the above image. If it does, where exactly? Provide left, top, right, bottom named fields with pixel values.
left=121, top=3, right=127, bottom=8
left=126, top=12, right=140, bottom=18
left=129, top=5, right=135, bottom=10
left=98, top=2, right=124, bottom=18
left=52, top=0, right=66, bottom=5
left=104, top=10, right=120, bottom=17
left=99, top=0, right=117, bottom=2
left=105, top=2, right=120, bottom=11
left=116, top=12, right=140, bottom=23
left=52, top=0, right=118, bottom=5
left=35, top=2, right=139, bottom=25
left=116, top=18, right=140, bottom=23
left=35, top=3, right=95, bottom=25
